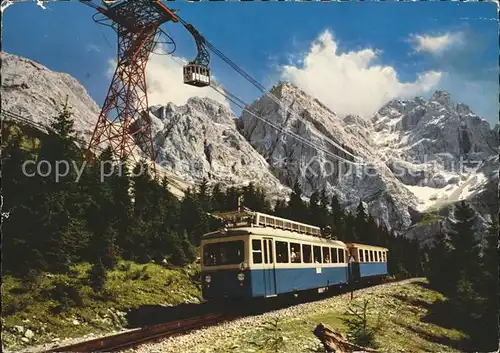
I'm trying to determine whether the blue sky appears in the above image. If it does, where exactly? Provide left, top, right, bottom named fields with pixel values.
left=2, top=0, right=498, bottom=125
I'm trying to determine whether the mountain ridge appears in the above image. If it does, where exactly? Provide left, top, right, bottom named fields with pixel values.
left=2, top=51, right=497, bottom=239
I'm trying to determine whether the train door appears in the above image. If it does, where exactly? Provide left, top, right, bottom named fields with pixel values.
left=262, top=238, right=277, bottom=297
left=348, top=253, right=360, bottom=283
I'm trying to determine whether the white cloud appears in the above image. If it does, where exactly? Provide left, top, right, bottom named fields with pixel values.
left=409, top=32, right=464, bottom=56
left=280, top=30, right=442, bottom=118
left=106, top=46, right=229, bottom=108
left=86, top=44, right=101, bottom=53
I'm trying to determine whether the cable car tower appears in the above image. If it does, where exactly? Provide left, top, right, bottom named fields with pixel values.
left=81, top=0, right=179, bottom=171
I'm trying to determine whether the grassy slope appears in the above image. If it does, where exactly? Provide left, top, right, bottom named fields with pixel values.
left=213, top=279, right=467, bottom=353
left=2, top=261, right=201, bottom=352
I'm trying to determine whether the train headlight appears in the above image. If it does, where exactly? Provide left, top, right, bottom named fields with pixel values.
left=205, top=275, right=211, bottom=283
left=237, top=273, right=245, bottom=281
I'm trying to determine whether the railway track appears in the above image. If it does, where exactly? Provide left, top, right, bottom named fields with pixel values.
left=42, top=277, right=398, bottom=352
left=43, top=313, right=241, bottom=352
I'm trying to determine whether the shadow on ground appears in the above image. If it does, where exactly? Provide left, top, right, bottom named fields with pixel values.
left=126, top=302, right=214, bottom=328
left=125, top=284, right=350, bottom=328
left=400, top=321, right=466, bottom=351
left=389, top=283, right=470, bottom=351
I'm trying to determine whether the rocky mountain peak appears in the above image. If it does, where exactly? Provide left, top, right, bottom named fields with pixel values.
left=3, top=51, right=497, bottom=238
left=1, top=51, right=99, bottom=141
left=184, top=96, right=235, bottom=125
left=430, top=90, right=452, bottom=106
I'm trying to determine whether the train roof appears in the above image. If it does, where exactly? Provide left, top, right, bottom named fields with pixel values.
left=202, top=226, right=348, bottom=248
left=345, top=242, right=389, bottom=251
left=208, top=208, right=322, bottom=237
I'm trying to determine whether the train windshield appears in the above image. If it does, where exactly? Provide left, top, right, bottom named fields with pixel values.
left=203, top=241, right=245, bottom=266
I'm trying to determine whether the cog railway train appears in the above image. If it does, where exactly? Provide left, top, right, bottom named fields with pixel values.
left=200, top=208, right=389, bottom=300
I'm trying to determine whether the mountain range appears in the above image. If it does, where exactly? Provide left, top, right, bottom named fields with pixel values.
left=2, top=51, right=498, bottom=243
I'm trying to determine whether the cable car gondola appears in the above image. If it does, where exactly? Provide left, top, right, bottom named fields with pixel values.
left=183, top=64, right=210, bottom=87
left=182, top=23, right=211, bottom=87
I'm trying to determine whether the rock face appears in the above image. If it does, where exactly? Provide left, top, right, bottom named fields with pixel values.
left=370, top=91, right=498, bottom=237
left=1, top=51, right=99, bottom=142
left=147, top=97, right=290, bottom=199
left=374, top=91, right=496, bottom=159
left=2, top=51, right=497, bottom=237
left=240, top=82, right=419, bottom=230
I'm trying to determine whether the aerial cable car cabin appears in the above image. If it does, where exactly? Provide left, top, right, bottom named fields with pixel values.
left=183, top=63, right=211, bottom=87
left=182, top=23, right=211, bottom=87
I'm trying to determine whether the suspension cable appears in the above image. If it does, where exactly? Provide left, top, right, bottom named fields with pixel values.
left=166, top=52, right=365, bottom=166
left=173, top=14, right=362, bottom=163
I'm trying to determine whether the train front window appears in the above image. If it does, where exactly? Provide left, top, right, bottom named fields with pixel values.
left=203, top=241, right=245, bottom=266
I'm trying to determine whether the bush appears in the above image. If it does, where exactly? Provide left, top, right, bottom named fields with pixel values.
left=124, top=270, right=142, bottom=281
left=89, top=259, right=107, bottom=292
left=47, top=277, right=85, bottom=312
left=249, top=317, right=288, bottom=353
left=342, top=299, right=380, bottom=348
left=118, top=262, right=132, bottom=272
left=3, top=296, right=30, bottom=316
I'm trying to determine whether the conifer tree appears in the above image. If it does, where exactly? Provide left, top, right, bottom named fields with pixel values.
left=89, top=258, right=107, bottom=292
left=288, top=180, right=307, bottom=222
left=474, top=217, right=499, bottom=350
left=197, top=177, right=211, bottom=211
left=224, top=186, right=240, bottom=211
left=181, top=188, right=209, bottom=245
left=210, top=183, right=225, bottom=211
left=308, top=191, right=321, bottom=227
left=329, top=194, right=345, bottom=240
left=427, top=228, right=452, bottom=292
left=242, top=182, right=268, bottom=212
left=354, top=202, right=367, bottom=242
left=343, top=212, right=356, bottom=242
left=2, top=135, right=47, bottom=274
left=36, top=103, right=89, bottom=272
left=273, top=199, right=288, bottom=218
left=448, top=201, right=481, bottom=292
left=318, top=188, right=330, bottom=228
left=109, top=157, right=133, bottom=256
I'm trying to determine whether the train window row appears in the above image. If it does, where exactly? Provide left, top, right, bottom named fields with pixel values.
left=253, top=239, right=347, bottom=265
left=358, top=249, right=386, bottom=263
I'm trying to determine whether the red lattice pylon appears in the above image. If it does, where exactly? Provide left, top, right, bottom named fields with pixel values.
left=85, top=0, right=179, bottom=173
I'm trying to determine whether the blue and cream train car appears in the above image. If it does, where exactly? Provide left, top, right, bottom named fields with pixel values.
left=345, top=242, right=389, bottom=281
left=201, top=210, right=350, bottom=300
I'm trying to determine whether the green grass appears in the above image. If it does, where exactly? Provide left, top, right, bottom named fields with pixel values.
left=416, top=213, right=443, bottom=227
left=2, top=261, right=201, bottom=351
left=206, top=279, right=467, bottom=353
